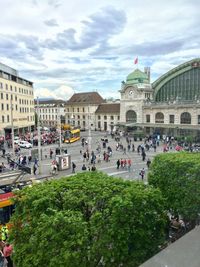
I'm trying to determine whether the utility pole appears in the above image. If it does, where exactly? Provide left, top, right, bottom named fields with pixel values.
left=58, top=105, right=62, bottom=152
left=37, top=97, right=41, bottom=174
left=10, top=96, right=15, bottom=156
left=88, top=105, right=92, bottom=153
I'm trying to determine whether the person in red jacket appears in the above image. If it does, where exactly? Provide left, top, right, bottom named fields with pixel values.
left=3, top=243, right=13, bottom=267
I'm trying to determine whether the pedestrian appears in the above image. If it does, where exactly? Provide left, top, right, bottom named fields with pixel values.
left=91, top=165, right=96, bottom=171
left=0, top=250, right=5, bottom=267
left=3, top=243, right=13, bottom=267
left=147, top=158, right=151, bottom=168
left=127, top=158, right=131, bottom=172
left=72, top=162, right=76, bottom=173
left=116, top=159, right=120, bottom=169
left=139, top=168, right=145, bottom=180
left=82, top=164, right=87, bottom=171
left=33, top=163, right=37, bottom=175
left=50, top=149, right=53, bottom=159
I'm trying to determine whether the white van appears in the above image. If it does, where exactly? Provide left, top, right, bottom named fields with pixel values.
left=18, top=141, right=32, bottom=149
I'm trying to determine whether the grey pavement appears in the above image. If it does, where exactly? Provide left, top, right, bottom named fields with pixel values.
left=0, top=131, right=167, bottom=185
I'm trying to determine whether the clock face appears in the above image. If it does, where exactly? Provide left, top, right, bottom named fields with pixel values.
left=129, top=90, right=133, bottom=95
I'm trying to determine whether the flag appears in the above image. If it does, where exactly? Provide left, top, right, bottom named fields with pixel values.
left=134, top=57, right=138, bottom=64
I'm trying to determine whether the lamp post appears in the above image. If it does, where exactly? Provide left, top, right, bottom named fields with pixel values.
left=37, top=97, right=41, bottom=174
left=58, top=106, right=62, bottom=152
left=10, top=97, right=15, bottom=156
left=88, top=106, right=92, bottom=153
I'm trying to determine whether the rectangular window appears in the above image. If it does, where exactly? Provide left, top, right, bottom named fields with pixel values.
left=77, top=108, right=79, bottom=112
left=1, top=93, right=3, bottom=99
left=169, top=115, right=175, bottom=124
left=1, top=104, right=4, bottom=110
left=6, top=84, right=8, bottom=90
left=7, top=115, right=9, bottom=122
left=6, top=94, right=8, bottom=100
left=16, top=104, right=18, bottom=111
left=7, top=104, right=9, bottom=110
left=98, top=115, right=101, bottom=120
left=198, top=115, right=200, bottom=124
left=104, top=115, right=107, bottom=120
left=98, top=121, right=101, bottom=129
left=110, top=116, right=114, bottom=120
left=146, top=114, right=150, bottom=123
left=10, top=85, right=12, bottom=91
left=118, top=116, right=120, bottom=120
left=0, top=82, right=3, bottom=89
left=83, top=107, right=85, bottom=112
left=2, top=116, right=4, bottom=123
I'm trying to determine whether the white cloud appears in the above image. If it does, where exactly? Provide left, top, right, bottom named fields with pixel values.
left=34, top=85, right=74, bottom=100
left=0, top=0, right=199, bottom=99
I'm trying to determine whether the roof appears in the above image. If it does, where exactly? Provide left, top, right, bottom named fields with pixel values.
left=126, top=69, right=149, bottom=85
left=67, top=92, right=105, bottom=105
left=34, top=99, right=66, bottom=106
left=95, top=103, right=120, bottom=114
left=139, top=226, right=200, bottom=267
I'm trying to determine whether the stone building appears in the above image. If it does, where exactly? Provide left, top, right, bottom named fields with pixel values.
left=95, top=103, right=120, bottom=132
left=0, top=62, right=34, bottom=137
left=119, top=58, right=200, bottom=140
left=35, top=99, right=66, bottom=128
left=65, top=92, right=105, bottom=130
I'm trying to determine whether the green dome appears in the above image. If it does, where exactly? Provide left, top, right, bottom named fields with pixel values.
left=126, top=69, right=149, bottom=84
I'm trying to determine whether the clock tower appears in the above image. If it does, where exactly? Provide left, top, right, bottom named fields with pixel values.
left=119, top=68, right=153, bottom=124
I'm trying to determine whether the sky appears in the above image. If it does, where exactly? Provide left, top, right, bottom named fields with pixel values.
left=0, top=0, right=199, bottom=100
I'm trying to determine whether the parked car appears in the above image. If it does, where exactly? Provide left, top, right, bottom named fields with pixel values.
left=14, top=136, right=20, bottom=144
left=18, top=141, right=32, bottom=149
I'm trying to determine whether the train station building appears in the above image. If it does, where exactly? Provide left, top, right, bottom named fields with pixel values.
left=119, top=58, right=200, bottom=140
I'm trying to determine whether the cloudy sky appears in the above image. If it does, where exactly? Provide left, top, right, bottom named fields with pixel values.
left=0, top=0, right=199, bottom=100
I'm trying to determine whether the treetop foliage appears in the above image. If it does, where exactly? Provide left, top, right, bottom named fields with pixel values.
left=148, top=152, right=200, bottom=220
left=10, top=172, right=167, bottom=267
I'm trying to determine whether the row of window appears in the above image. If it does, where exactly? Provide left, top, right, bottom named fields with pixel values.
left=0, top=93, right=34, bottom=105
left=67, top=114, right=120, bottom=120
left=66, top=107, right=86, bottom=113
left=39, top=108, right=59, bottom=113
left=1, top=115, right=34, bottom=123
left=0, top=82, right=34, bottom=95
left=40, top=115, right=58, bottom=120
left=0, top=103, right=34, bottom=113
left=145, top=112, right=199, bottom=124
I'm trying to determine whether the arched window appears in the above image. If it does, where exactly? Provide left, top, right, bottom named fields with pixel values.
left=155, top=112, right=164, bottom=123
left=180, top=112, right=191, bottom=124
left=126, top=110, right=137, bottom=123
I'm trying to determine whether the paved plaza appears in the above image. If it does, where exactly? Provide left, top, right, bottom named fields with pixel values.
left=0, top=131, right=165, bottom=186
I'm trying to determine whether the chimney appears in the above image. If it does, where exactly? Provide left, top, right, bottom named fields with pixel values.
left=144, top=67, right=151, bottom=82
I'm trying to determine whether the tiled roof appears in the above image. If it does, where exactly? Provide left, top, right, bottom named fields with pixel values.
left=67, top=92, right=105, bottom=105
left=95, top=103, right=120, bottom=114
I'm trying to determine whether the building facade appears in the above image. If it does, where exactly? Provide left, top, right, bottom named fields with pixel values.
left=119, top=58, right=200, bottom=140
left=95, top=103, right=120, bottom=132
left=35, top=99, right=66, bottom=128
left=0, top=62, right=34, bottom=137
left=65, top=92, right=105, bottom=130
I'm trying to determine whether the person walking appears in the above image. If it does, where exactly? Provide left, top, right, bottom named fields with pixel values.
left=139, top=168, right=145, bottom=180
left=3, top=243, right=13, bottom=267
left=147, top=158, right=151, bottom=169
left=72, top=162, right=76, bottom=173
left=116, top=159, right=120, bottom=169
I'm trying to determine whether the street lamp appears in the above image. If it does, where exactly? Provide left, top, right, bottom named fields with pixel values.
left=10, top=96, right=15, bottom=156
left=37, top=97, right=41, bottom=174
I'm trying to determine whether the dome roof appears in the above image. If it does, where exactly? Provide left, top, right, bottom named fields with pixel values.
left=126, top=69, right=149, bottom=84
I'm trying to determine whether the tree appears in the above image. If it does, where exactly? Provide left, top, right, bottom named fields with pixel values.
left=10, top=172, right=167, bottom=267
left=148, top=152, right=200, bottom=221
